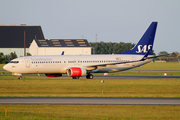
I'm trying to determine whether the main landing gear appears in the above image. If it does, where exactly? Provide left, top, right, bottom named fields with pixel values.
left=72, top=77, right=80, bottom=79
left=86, top=73, right=93, bottom=79
left=71, top=73, right=94, bottom=79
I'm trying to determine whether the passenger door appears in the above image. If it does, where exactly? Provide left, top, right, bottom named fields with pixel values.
left=25, top=58, right=30, bottom=67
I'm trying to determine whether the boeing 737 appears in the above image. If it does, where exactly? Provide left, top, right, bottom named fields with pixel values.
left=3, top=22, right=158, bottom=79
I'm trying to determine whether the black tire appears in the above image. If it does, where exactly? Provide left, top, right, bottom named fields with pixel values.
left=86, top=75, right=90, bottom=79
left=72, top=77, right=79, bottom=79
left=86, top=74, right=93, bottom=79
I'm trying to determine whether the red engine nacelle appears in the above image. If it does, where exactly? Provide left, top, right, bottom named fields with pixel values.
left=67, top=67, right=87, bottom=77
left=45, top=73, right=62, bottom=77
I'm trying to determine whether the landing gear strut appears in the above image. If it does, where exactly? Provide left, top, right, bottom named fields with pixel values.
left=72, top=77, right=79, bottom=79
left=86, top=73, right=93, bottom=79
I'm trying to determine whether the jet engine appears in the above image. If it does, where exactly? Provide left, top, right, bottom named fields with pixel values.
left=67, top=67, right=87, bottom=77
left=45, top=73, right=62, bottom=77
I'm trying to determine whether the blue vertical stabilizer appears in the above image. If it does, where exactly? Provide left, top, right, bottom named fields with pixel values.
left=121, top=22, right=157, bottom=55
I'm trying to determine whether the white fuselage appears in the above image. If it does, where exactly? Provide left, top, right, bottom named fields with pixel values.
left=3, top=54, right=152, bottom=75
left=3, top=22, right=158, bottom=78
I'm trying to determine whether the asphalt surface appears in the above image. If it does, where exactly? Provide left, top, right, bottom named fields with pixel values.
left=0, top=97, right=180, bottom=105
left=1, top=70, right=180, bottom=79
left=1, top=74, right=180, bottom=79
left=1, top=70, right=180, bottom=73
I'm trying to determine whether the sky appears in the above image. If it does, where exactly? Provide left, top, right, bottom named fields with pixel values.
left=0, top=0, right=180, bottom=54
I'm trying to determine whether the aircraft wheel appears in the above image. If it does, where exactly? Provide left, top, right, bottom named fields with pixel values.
left=18, top=76, right=22, bottom=79
left=86, top=74, right=93, bottom=79
left=90, top=74, right=93, bottom=79
left=72, top=77, right=79, bottom=79
left=86, top=75, right=90, bottom=79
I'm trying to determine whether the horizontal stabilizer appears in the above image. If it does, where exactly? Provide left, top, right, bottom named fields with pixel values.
left=147, top=53, right=170, bottom=59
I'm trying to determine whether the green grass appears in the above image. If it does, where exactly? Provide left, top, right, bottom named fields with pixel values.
left=0, top=77, right=180, bottom=97
left=0, top=64, right=5, bottom=70
left=1, top=72, right=180, bottom=76
left=96, top=72, right=180, bottom=76
left=134, top=62, right=180, bottom=70
left=1, top=71, right=180, bottom=76
left=0, top=105, right=180, bottom=120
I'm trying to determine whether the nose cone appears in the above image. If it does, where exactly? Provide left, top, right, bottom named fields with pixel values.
left=3, top=64, right=10, bottom=72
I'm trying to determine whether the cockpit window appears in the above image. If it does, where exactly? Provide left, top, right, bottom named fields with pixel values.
left=10, top=61, right=19, bottom=63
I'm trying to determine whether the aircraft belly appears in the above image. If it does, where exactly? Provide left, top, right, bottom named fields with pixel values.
left=29, top=64, right=62, bottom=74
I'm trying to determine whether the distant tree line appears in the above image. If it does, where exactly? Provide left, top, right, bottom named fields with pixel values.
left=0, top=44, right=179, bottom=63
left=158, top=51, right=180, bottom=57
left=156, top=51, right=180, bottom=62
left=90, top=41, right=180, bottom=62
left=90, top=41, right=136, bottom=54
left=0, top=52, right=31, bottom=64
left=0, top=52, right=17, bottom=64
left=90, top=42, right=155, bottom=55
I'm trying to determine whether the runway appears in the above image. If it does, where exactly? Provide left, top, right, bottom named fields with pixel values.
left=1, top=70, right=180, bottom=79
left=0, top=97, right=180, bottom=105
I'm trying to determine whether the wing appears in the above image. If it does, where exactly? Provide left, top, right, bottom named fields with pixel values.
left=83, top=50, right=150, bottom=70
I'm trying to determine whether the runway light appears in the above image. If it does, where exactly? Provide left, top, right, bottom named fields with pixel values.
left=104, top=73, right=108, bottom=76
left=163, top=73, right=167, bottom=76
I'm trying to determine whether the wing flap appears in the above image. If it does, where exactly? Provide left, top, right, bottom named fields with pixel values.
left=83, top=50, right=150, bottom=71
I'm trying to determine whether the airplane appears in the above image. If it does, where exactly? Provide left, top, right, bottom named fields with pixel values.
left=3, top=22, right=158, bottom=79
